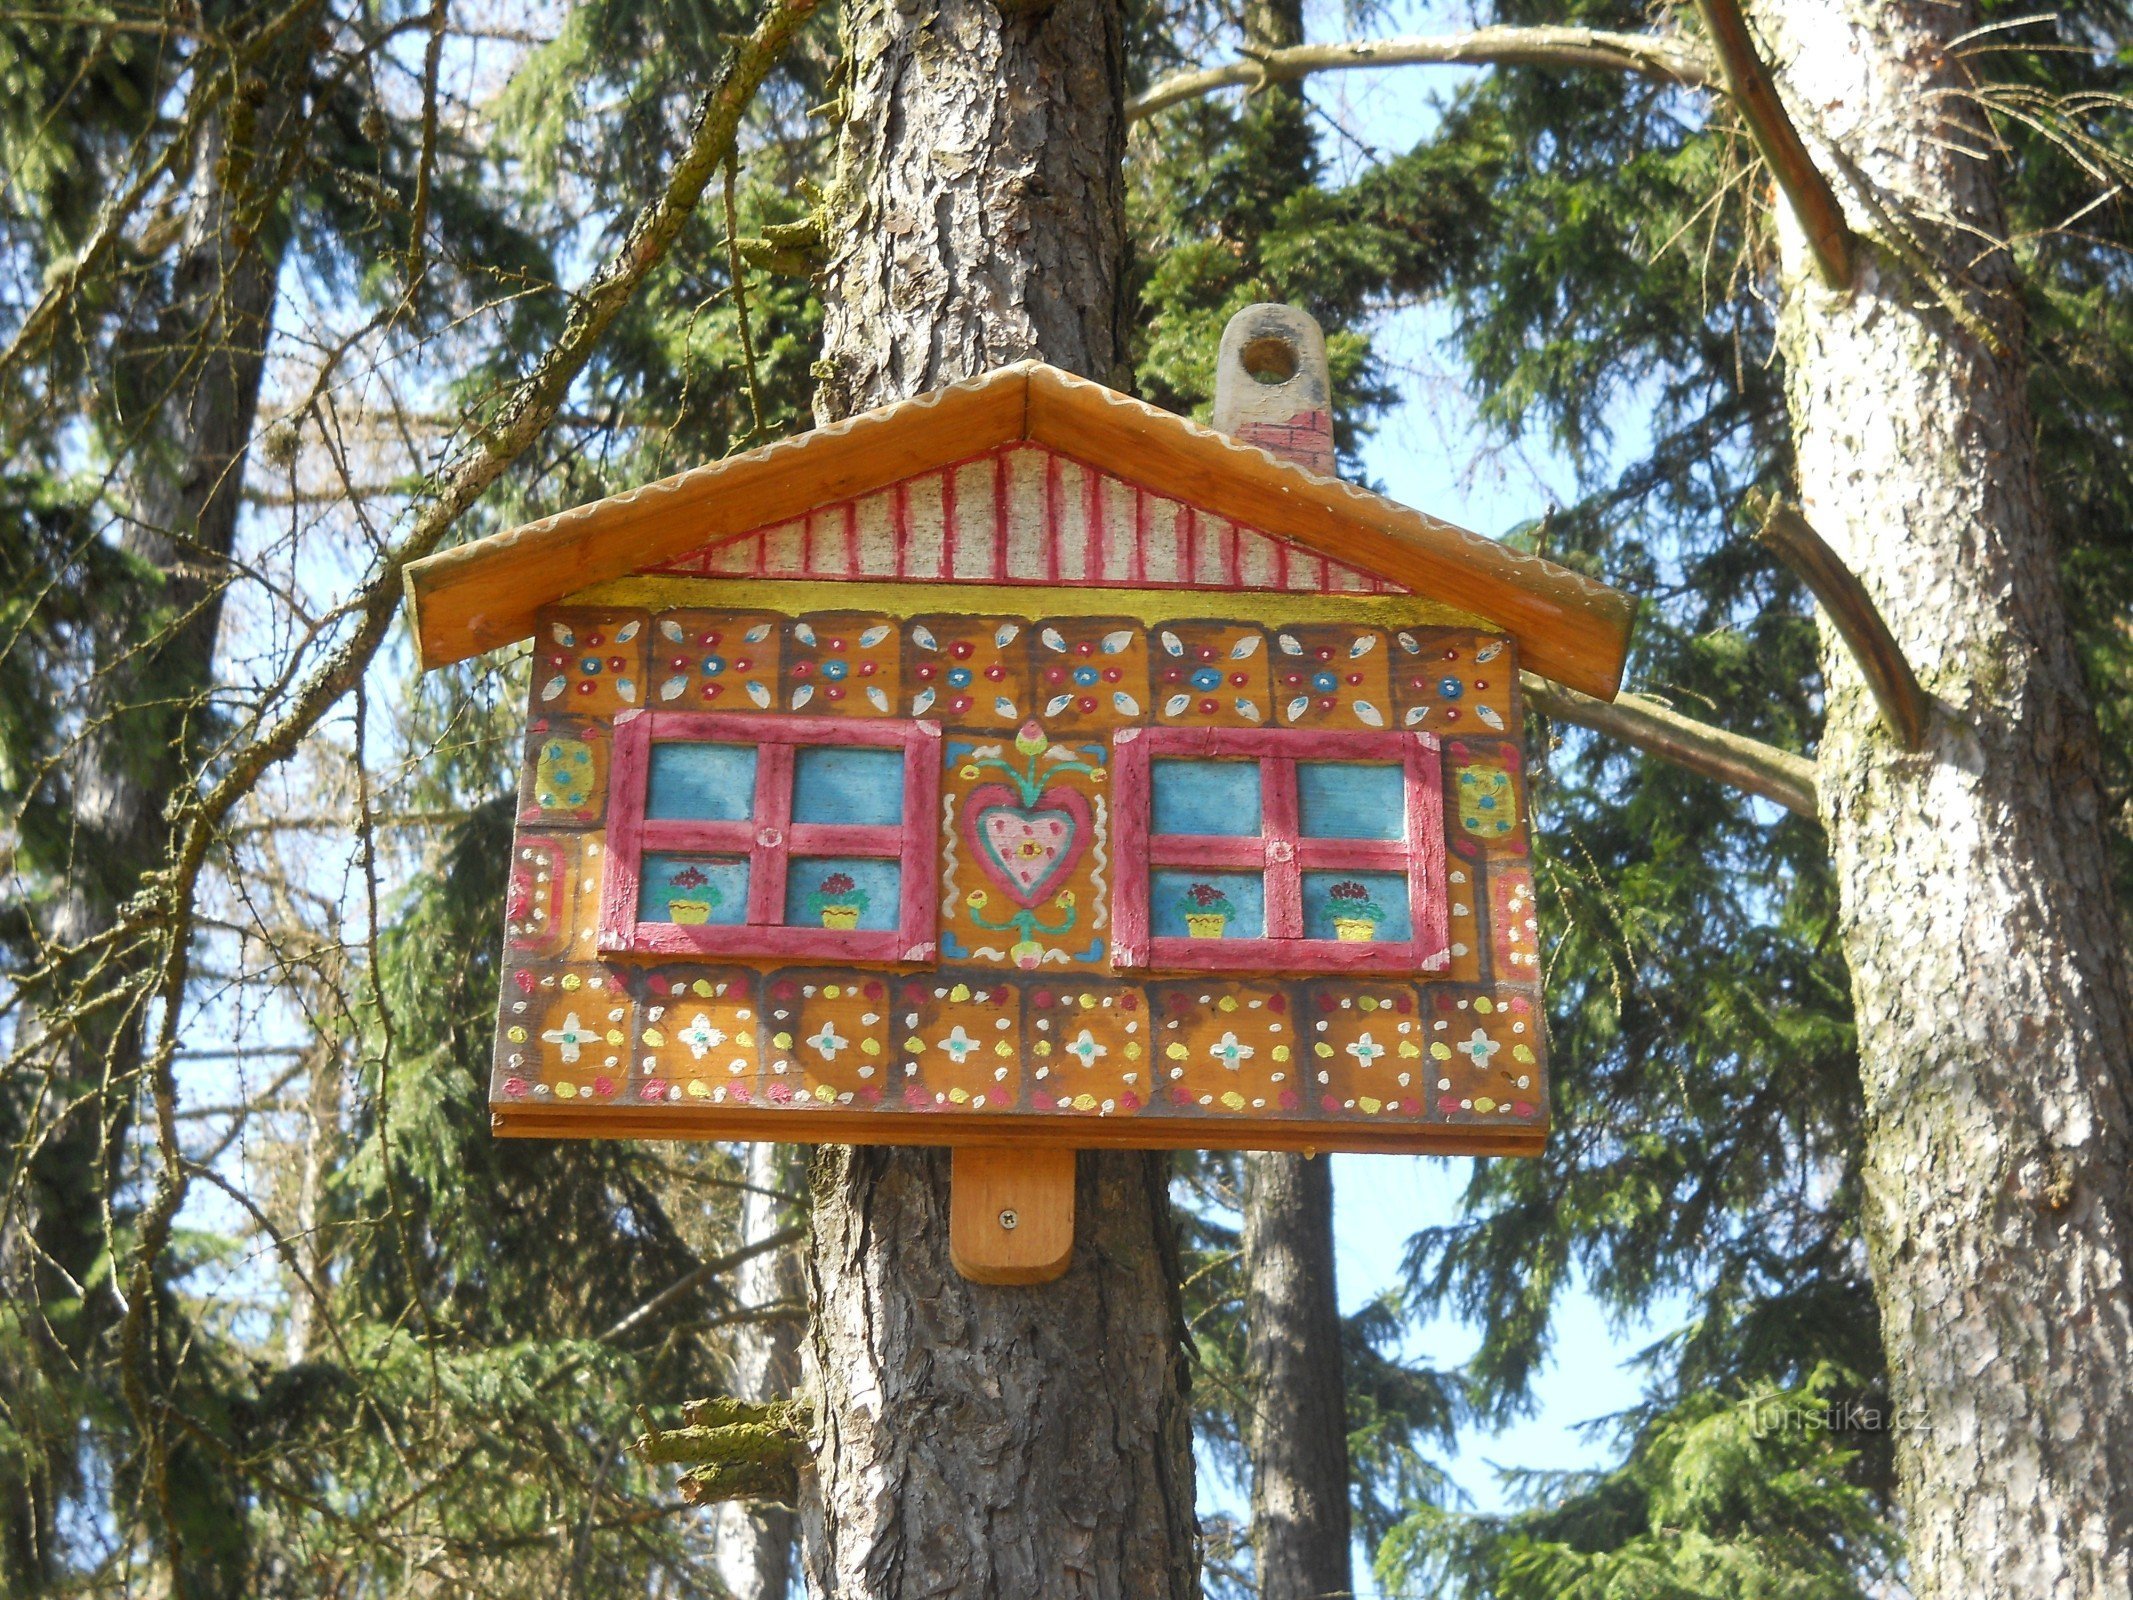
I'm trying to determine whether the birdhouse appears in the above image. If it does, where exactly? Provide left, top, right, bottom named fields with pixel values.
left=405, top=305, right=1635, bottom=1282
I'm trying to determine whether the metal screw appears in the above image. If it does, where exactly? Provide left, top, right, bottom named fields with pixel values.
left=998, top=1208, right=1019, bottom=1231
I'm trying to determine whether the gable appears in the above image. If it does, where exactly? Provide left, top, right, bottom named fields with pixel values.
left=404, top=362, right=1636, bottom=699
left=652, top=444, right=1402, bottom=596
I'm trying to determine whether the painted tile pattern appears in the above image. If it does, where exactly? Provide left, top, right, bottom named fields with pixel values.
left=495, top=597, right=1542, bottom=1145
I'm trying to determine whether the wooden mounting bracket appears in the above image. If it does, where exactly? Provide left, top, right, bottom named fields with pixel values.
left=949, top=1147, right=1076, bottom=1285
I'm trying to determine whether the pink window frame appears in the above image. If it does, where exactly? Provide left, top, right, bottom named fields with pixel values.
left=1110, top=726, right=1449, bottom=976
left=599, top=710, right=941, bottom=963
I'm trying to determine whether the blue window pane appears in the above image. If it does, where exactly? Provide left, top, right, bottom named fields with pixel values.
left=793, top=746, right=906, bottom=826
left=647, top=743, right=756, bottom=821
left=1151, top=759, right=1262, bottom=837
left=640, top=855, right=750, bottom=924
left=1302, top=870, right=1411, bottom=943
left=1151, top=870, right=1266, bottom=939
left=1298, top=762, right=1405, bottom=840
left=787, top=856, right=902, bottom=932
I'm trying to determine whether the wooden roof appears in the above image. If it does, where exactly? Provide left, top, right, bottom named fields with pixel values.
left=404, top=363, right=1637, bottom=699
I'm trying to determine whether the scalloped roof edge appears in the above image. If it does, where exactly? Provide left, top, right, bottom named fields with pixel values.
left=404, top=362, right=1636, bottom=700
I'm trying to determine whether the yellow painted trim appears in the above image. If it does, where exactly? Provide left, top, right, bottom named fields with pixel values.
left=566, top=575, right=1503, bottom=632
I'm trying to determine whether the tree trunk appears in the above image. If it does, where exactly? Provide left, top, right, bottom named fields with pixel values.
left=1242, top=1153, right=1351, bottom=1600
left=1225, top=0, right=1353, bottom=1591
left=798, top=1, right=1198, bottom=1597
left=1761, top=4, right=2133, bottom=1594
left=713, top=1144, right=802, bottom=1600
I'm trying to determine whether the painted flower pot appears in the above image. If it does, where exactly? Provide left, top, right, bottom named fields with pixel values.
left=1185, top=912, right=1228, bottom=939
left=668, top=899, right=713, bottom=925
left=820, top=906, right=862, bottom=930
left=1332, top=917, right=1379, bottom=943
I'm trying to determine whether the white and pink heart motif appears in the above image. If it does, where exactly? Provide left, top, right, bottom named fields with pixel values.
left=964, top=783, right=1093, bottom=907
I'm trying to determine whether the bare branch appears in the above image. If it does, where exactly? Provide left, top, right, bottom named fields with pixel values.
left=634, top=1397, right=812, bottom=1505
left=1755, top=500, right=1930, bottom=752
left=1523, top=671, right=1820, bottom=819
left=1691, top=0, right=1856, bottom=287
left=594, top=1223, right=808, bottom=1347
left=1128, top=26, right=1714, bottom=122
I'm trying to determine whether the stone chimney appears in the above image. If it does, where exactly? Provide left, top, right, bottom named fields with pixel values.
left=1211, top=303, right=1336, bottom=477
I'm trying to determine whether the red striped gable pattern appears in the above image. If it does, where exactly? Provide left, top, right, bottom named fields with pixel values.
left=654, top=443, right=1404, bottom=595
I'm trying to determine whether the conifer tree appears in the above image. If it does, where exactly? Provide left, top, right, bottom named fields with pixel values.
left=4, top=1, right=2128, bottom=1596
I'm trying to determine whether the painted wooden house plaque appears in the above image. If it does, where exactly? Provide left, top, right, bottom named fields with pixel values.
left=407, top=309, right=1635, bottom=1180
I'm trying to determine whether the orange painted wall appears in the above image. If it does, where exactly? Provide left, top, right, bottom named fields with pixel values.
left=495, top=586, right=1544, bottom=1154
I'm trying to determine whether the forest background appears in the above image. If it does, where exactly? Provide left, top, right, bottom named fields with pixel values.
left=2, top=0, right=2128, bottom=1595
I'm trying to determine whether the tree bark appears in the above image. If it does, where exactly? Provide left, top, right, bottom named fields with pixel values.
left=798, top=1, right=1199, bottom=1596
left=1242, top=1153, right=1351, bottom=1600
left=1760, top=4, right=2133, bottom=1594
left=809, top=0, right=1130, bottom=421
left=713, top=1144, right=803, bottom=1600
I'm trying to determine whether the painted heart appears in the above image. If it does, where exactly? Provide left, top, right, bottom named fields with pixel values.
left=964, top=782, right=1093, bottom=908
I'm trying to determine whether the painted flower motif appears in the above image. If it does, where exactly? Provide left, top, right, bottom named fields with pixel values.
left=1072, top=664, right=1102, bottom=687
left=1455, top=1028, right=1499, bottom=1064
left=541, top=1011, right=595, bottom=1063
left=806, top=1022, right=849, bottom=1061
left=1321, top=879, right=1385, bottom=925
left=1181, top=882, right=1234, bottom=915
left=806, top=871, right=870, bottom=918
left=1311, top=670, right=1340, bottom=693
left=1064, top=1029, right=1108, bottom=1067
left=1189, top=666, right=1224, bottom=691
left=701, top=654, right=727, bottom=675
left=1209, top=1030, right=1256, bottom=1069
left=947, top=666, right=974, bottom=688
left=1345, top=1032, right=1386, bottom=1067
left=938, top=1025, right=981, bottom=1065
left=677, top=1012, right=725, bottom=1060
left=1438, top=676, right=1464, bottom=699
left=822, top=659, right=849, bottom=681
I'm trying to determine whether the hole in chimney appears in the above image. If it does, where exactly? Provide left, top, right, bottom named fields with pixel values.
left=1240, top=335, right=1299, bottom=386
